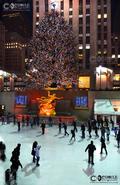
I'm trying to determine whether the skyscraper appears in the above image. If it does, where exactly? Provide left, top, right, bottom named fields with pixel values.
left=0, top=22, right=5, bottom=69
left=33, top=0, right=111, bottom=71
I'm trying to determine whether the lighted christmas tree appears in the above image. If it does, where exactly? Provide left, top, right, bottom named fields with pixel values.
left=25, top=10, right=78, bottom=88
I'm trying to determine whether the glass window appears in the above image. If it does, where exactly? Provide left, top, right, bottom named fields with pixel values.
left=86, top=26, right=90, bottom=33
left=98, top=0, right=101, bottom=5
left=69, top=11, right=73, bottom=15
left=104, top=0, right=107, bottom=5
left=79, top=18, right=83, bottom=24
left=79, top=26, right=83, bottom=34
left=69, top=18, right=73, bottom=25
left=86, top=8, right=90, bottom=14
left=104, top=33, right=107, bottom=40
left=61, top=0, right=64, bottom=10
left=36, top=7, right=39, bottom=12
left=86, top=16, right=90, bottom=24
left=69, top=0, right=73, bottom=8
left=98, top=33, right=101, bottom=40
left=60, top=12, right=64, bottom=16
left=36, top=1, right=39, bottom=5
left=79, top=37, right=83, bottom=44
left=36, top=17, right=39, bottom=22
left=86, top=0, right=90, bottom=4
left=45, top=0, right=48, bottom=12
left=86, top=36, right=90, bottom=43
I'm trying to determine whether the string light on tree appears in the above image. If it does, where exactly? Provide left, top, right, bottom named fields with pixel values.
left=25, top=10, right=78, bottom=89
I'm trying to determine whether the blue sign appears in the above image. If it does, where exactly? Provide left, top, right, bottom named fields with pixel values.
left=15, top=96, right=27, bottom=105
left=75, top=96, right=88, bottom=108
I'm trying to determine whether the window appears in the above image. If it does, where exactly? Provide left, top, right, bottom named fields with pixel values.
left=86, top=36, right=90, bottom=43
left=36, top=1, right=39, bottom=6
left=104, top=33, right=107, bottom=40
left=86, top=8, right=90, bottom=14
left=104, top=14, right=107, bottom=18
left=79, top=37, right=83, bottom=44
left=79, top=26, right=83, bottom=34
left=85, top=50, right=90, bottom=69
left=79, top=0, right=83, bottom=14
left=86, top=0, right=90, bottom=4
left=69, top=0, right=73, bottom=8
left=36, top=7, right=39, bottom=12
left=104, top=0, right=107, bottom=5
left=69, top=11, right=73, bottom=15
left=98, top=0, right=101, bottom=5
left=86, top=26, right=90, bottom=33
left=86, top=16, right=90, bottom=24
left=98, top=9, right=101, bottom=14
left=104, top=26, right=107, bottom=32
left=61, top=12, right=64, bottom=16
left=36, top=17, right=39, bottom=22
left=104, top=7, right=107, bottom=13
left=79, top=18, right=83, bottom=24
left=69, top=18, right=73, bottom=25
left=98, top=14, right=101, bottom=19
left=98, top=25, right=101, bottom=32
left=98, top=33, right=101, bottom=40
left=45, top=0, right=48, bottom=12
left=61, top=0, right=64, bottom=10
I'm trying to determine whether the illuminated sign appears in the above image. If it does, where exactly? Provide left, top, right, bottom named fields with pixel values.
left=78, top=76, right=90, bottom=89
left=74, top=96, right=88, bottom=109
left=15, top=96, right=27, bottom=105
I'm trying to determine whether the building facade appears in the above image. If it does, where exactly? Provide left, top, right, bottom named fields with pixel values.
left=33, top=0, right=111, bottom=72
left=5, top=32, right=25, bottom=75
left=0, top=21, right=5, bottom=69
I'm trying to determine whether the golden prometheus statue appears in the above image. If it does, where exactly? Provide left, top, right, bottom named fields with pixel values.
left=37, top=91, right=63, bottom=116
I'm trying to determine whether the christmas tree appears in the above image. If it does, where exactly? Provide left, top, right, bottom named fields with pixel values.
left=25, top=10, right=78, bottom=89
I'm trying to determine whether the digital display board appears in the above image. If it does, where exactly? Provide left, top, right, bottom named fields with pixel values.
left=74, top=96, right=88, bottom=109
left=15, top=96, right=27, bottom=106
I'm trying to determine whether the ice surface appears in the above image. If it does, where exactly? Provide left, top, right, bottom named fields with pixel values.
left=0, top=123, right=119, bottom=185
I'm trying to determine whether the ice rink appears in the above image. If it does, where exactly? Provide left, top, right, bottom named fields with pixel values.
left=0, top=123, right=120, bottom=185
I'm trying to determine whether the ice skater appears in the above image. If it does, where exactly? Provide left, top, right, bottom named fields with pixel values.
left=85, top=141, right=96, bottom=165
left=17, top=121, right=21, bottom=132
left=72, top=120, right=78, bottom=132
left=41, top=121, right=46, bottom=135
left=34, top=145, right=41, bottom=166
left=81, top=123, right=85, bottom=139
left=100, top=136, right=107, bottom=155
left=31, top=141, right=38, bottom=163
left=69, top=129, right=76, bottom=142
left=106, top=126, right=110, bottom=142
left=58, top=121, right=62, bottom=134
left=116, top=130, right=120, bottom=148
left=63, top=123, right=69, bottom=136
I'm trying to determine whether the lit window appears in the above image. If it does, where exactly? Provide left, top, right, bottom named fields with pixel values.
left=79, top=14, right=83, bottom=18
left=98, top=14, right=101, bottom=19
left=118, top=55, right=120, bottom=58
left=69, top=8, right=73, bottom=11
left=36, top=22, right=39, bottom=25
left=104, top=14, right=107, bottom=18
left=86, top=44, right=90, bottom=49
left=112, top=55, right=115, bottom=58
left=104, top=51, right=107, bottom=54
left=79, top=45, right=83, bottom=49
left=36, top=14, right=39, bottom=17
